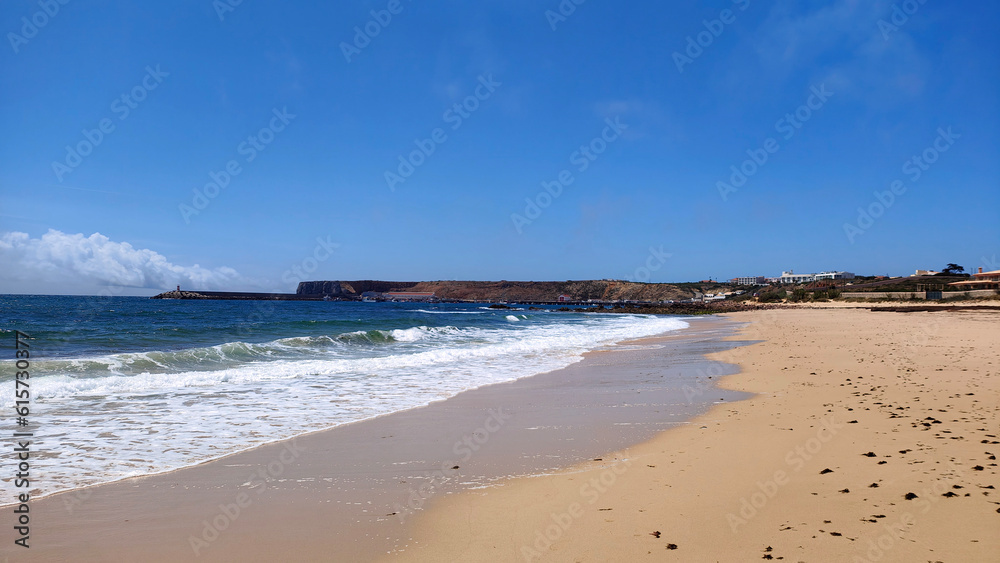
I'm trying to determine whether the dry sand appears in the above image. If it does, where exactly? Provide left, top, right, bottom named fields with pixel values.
left=386, top=307, right=1000, bottom=562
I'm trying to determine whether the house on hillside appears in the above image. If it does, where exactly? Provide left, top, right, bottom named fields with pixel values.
left=557, top=294, right=572, bottom=302
left=734, top=276, right=767, bottom=286
left=779, top=270, right=816, bottom=284
left=815, top=271, right=855, bottom=280
left=948, top=268, right=1000, bottom=291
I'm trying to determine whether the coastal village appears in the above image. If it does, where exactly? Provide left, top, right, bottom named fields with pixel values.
left=152, top=265, right=1000, bottom=305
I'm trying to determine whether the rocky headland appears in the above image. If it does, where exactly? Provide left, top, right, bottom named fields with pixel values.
left=294, top=279, right=732, bottom=302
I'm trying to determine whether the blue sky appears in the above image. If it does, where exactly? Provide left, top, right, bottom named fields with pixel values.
left=1, top=0, right=998, bottom=294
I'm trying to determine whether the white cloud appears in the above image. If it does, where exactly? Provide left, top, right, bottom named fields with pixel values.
left=0, top=230, right=248, bottom=292
left=748, top=0, right=931, bottom=102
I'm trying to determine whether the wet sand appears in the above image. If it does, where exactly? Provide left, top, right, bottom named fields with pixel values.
left=388, top=307, right=1000, bottom=562
left=2, top=316, right=748, bottom=562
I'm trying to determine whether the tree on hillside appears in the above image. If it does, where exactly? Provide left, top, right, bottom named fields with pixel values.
left=940, top=263, right=965, bottom=275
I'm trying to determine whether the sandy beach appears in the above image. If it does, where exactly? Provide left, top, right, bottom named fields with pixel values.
left=4, top=305, right=997, bottom=562
left=387, top=306, right=1000, bottom=562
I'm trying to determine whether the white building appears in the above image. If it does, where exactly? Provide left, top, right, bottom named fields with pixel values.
left=779, top=270, right=816, bottom=284
left=815, top=271, right=855, bottom=280
left=775, top=270, right=854, bottom=284
left=734, top=276, right=768, bottom=286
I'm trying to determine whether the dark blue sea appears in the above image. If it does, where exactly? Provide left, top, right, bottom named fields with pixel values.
left=0, top=295, right=689, bottom=498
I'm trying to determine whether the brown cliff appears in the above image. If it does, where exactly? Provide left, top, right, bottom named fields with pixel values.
left=296, top=280, right=730, bottom=302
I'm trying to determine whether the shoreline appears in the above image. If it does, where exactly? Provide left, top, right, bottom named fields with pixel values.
left=2, top=315, right=748, bottom=561
left=0, top=310, right=697, bottom=508
left=386, top=307, right=999, bottom=562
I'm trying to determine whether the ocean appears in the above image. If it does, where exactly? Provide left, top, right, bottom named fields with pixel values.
left=0, top=295, right=691, bottom=500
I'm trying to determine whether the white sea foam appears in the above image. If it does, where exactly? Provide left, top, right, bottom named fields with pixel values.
left=0, top=314, right=688, bottom=499
left=388, top=325, right=459, bottom=342
left=415, top=309, right=485, bottom=314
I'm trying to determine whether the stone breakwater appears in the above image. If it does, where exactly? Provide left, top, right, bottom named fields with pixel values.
left=151, top=291, right=211, bottom=299
left=151, top=290, right=324, bottom=300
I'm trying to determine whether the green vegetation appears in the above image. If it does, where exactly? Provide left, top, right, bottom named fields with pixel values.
left=841, top=275, right=968, bottom=293
left=940, top=263, right=965, bottom=275
left=811, top=288, right=838, bottom=302
left=757, top=288, right=786, bottom=303
left=786, top=288, right=810, bottom=303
